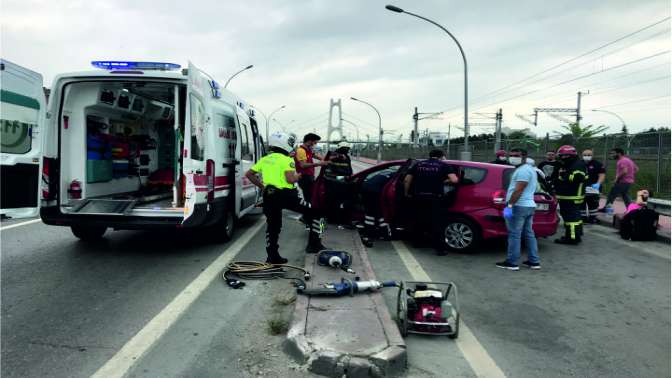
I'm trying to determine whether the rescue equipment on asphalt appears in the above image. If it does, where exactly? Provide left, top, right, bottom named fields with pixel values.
left=297, top=277, right=397, bottom=296
left=396, top=281, right=460, bottom=338
left=317, top=250, right=355, bottom=274
left=222, top=261, right=311, bottom=290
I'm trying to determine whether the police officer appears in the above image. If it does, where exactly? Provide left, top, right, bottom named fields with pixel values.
left=581, top=148, right=605, bottom=224
left=490, top=150, right=509, bottom=165
left=553, top=145, right=588, bottom=244
left=403, top=149, right=459, bottom=255
left=360, top=169, right=396, bottom=247
left=245, top=132, right=328, bottom=264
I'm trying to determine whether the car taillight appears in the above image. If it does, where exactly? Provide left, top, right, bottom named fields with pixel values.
left=41, top=158, right=50, bottom=199
left=206, top=159, right=215, bottom=202
left=491, top=189, right=507, bottom=209
left=68, top=180, right=82, bottom=199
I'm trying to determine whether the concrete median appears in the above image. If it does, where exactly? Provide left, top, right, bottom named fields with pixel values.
left=284, top=227, right=407, bottom=377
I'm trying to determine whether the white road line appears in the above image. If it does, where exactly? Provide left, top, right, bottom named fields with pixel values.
left=0, top=218, right=42, bottom=231
left=92, top=219, right=265, bottom=378
left=391, top=241, right=507, bottom=378
left=584, top=228, right=670, bottom=261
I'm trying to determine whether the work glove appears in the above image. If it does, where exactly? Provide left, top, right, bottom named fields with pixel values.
left=503, top=207, right=513, bottom=220
left=591, top=183, right=601, bottom=191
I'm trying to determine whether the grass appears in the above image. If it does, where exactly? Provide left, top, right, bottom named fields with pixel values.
left=266, top=316, right=289, bottom=335
left=273, top=293, right=296, bottom=307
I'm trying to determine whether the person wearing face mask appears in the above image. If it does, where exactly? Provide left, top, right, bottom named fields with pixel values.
left=490, top=150, right=509, bottom=165
left=295, top=133, right=329, bottom=205
left=553, top=145, right=588, bottom=244
left=495, top=148, right=540, bottom=271
left=581, top=149, right=606, bottom=224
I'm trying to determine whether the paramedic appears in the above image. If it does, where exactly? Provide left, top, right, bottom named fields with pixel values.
left=295, top=133, right=328, bottom=205
left=403, top=149, right=459, bottom=255
left=581, top=149, right=605, bottom=224
left=553, top=145, right=588, bottom=245
left=245, top=132, right=328, bottom=264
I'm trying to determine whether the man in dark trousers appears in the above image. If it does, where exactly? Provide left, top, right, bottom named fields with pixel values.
left=360, top=168, right=396, bottom=247
left=323, top=141, right=354, bottom=225
left=245, top=132, right=328, bottom=264
left=490, top=150, right=509, bottom=165
left=553, top=145, right=588, bottom=245
left=403, top=149, right=459, bottom=255
left=294, top=133, right=328, bottom=205
left=581, top=148, right=606, bottom=224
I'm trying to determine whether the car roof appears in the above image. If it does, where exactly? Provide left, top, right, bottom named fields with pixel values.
left=387, top=159, right=513, bottom=170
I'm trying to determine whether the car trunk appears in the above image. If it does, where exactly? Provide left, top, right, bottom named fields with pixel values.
left=58, top=80, right=186, bottom=217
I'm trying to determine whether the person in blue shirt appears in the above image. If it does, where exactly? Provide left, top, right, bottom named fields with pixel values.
left=496, top=148, right=540, bottom=271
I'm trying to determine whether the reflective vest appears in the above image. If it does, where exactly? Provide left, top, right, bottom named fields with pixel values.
left=554, top=158, right=588, bottom=203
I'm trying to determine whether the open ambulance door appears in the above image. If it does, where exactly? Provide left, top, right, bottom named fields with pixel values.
left=182, top=62, right=211, bottom=224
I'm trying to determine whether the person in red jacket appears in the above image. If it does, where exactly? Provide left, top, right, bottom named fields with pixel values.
left=294, top=133, right=328, bottom=205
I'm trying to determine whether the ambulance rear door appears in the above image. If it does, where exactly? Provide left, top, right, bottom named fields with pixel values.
left=183, top=62, right=211, bottom=223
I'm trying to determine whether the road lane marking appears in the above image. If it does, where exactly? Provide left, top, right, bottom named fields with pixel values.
left=92, top=218, right=265, bottom=378
left=583, top=228, right=670, bottom=261
left=0, top=218, right=42, bottom=231
left=391, top=241, right=507, bottom=378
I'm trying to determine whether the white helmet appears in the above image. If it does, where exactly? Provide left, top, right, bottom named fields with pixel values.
left=337, top=141, right=351, bottom=150
left=268, top=131, right=296, bottom=153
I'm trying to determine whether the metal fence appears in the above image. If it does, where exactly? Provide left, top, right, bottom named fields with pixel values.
left=357, top=130, right=671, bottom=199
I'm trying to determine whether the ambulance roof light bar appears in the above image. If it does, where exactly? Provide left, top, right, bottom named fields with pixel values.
left=91, top=61, right=181, bottom=71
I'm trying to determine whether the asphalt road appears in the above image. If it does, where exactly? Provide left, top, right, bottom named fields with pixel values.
left=2, top=159, right=670, bottom=377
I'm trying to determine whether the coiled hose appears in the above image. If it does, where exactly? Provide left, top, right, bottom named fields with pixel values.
left=222, top=261, right=310, bottom=289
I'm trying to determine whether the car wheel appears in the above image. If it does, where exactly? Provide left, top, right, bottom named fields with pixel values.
left=443, top=218, right=480, bottom=252
left=71, top=225, right=107, bottom=241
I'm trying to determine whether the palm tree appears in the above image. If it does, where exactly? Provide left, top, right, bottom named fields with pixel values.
left=555, top=123, right=609, bottom=143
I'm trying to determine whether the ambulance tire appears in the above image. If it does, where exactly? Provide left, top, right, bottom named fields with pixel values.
left=71, top=225, right=107, bottom=241
left=219, top=210, right=235, bottom=242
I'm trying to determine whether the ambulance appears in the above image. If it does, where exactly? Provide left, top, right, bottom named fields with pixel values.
left=1, top=59, right=46, bottom=219
left=40, top=61, right=263, bottom=240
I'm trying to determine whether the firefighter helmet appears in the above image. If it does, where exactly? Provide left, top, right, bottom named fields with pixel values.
left=495, top=149, right=507, bottom=157
left=337, top=141, right=351, bottom=150
left=557, top=145, right=577, bottom=156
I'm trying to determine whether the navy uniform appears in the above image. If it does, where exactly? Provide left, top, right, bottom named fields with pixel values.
left=360, top=169, right=396, bottom=247
left=583, top=158, right=605, bottom=223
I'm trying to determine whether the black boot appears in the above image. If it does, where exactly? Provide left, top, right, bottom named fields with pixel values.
left=305, top=232, right=328, bottom=253
left=266, top=249, right=288, bottom=264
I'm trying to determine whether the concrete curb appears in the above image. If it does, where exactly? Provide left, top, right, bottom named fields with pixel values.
left=284, top=229, right=407, bottom=377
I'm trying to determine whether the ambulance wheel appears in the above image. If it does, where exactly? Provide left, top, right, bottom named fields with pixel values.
left=449, top=313, right=460, bottom=339
left=71, top=225, right=107, bottom=241
left=215, top=211, right=235, bottom=242
left=443, top=218, right=480, bottom=252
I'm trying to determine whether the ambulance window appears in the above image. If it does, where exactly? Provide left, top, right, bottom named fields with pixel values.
left=241, top=122, right=253, bottom=161
left=189, top=94, right=205, bottom=160
left=1, top=94, right=39, bottom=154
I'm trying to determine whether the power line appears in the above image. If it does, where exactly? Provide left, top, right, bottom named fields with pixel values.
left=460, top=16, right=671, bottom=106
left=593, top=94, right=670, bottom=109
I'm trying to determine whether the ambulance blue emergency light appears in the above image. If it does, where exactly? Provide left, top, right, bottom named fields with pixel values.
left=91, top=61, right=181, bottom=71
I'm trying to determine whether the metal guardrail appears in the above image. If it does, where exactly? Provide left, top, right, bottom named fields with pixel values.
left=648, top=198, right=671, bottom=217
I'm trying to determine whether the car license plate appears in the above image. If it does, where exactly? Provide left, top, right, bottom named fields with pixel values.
left=536, top=203, right=549, bottom=211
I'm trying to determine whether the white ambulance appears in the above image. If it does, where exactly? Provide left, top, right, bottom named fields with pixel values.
left=1, top=59, right=46, bottom=219
left=40, top=61, right=263, bottom=240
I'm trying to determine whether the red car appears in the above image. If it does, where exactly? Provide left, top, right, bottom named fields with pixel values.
left=315, top=159, right=559, bottom=252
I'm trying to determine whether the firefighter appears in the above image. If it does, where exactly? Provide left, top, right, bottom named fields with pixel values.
left=403, top=149, right=459, bottom=255
left=359, top=169, right=396, bottom=247
left=553, top=145, right=588, bottom=245
left=323, top=141, right=354, bottom=225
left=245, top=132, right=328, bottom=264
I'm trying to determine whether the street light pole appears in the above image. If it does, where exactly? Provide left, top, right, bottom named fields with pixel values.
left=591, top=109, right=626, bottom=131
left=224, top=64, right=253, bottom=88
left=267, top=105, right=286, bottom=143
left=350, top=97, right=382, bottom=163
left=385, top=5, right=470, bottom=160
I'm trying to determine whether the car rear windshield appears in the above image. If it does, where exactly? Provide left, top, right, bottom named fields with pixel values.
left=502, top=167, right=551, bottom=194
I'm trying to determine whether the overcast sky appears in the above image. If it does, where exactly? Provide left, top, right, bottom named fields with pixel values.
left=2, top=0, right=670, bottom=140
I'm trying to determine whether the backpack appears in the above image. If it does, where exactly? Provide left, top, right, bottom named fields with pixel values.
left=620, top=208, right=659, bottom=241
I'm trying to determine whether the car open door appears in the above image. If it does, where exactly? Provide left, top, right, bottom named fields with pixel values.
left=380, top=159, right=415, bottom=225
left=182, top=61, right=210, bottom=223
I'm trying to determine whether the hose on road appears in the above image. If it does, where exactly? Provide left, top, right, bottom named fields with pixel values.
left=222, top=261, right=310, bottom=289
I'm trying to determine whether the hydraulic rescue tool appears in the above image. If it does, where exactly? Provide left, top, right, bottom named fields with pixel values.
left=396, top=281, right=460, bottom=338
left=297, top=277, right=398, bottom=296
left=316, top=250, right=355, bottom=273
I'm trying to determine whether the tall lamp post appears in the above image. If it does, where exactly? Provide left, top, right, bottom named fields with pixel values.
left=350, top=97, right=382, bottom=163
left=591, top=109, right=626, bottom=131
left=267, top=105, right=286, bottom=142
left=385, top=5, right=471, bottom=161
left=224, top=64, right=253, bottom=88
left=592, top=109, right=634, bottom=152
left=341, top=118, right=361, bottom=157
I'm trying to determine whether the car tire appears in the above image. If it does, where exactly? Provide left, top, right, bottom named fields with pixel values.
left=443, top=217, right=480, bottom=252
left=71, top=225, right=107, bottom=241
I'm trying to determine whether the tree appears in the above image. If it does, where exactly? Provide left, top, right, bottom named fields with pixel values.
left=554, top=123, right=609, bottom=142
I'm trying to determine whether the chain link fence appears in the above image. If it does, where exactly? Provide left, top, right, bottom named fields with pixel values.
left=356, top=130, right=671, bottom=200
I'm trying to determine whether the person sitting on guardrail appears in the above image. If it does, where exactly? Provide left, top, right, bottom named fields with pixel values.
left=619, top=189, right=658, bottom=241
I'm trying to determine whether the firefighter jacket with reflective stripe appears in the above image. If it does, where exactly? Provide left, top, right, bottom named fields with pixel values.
left=553, top=158, right=588, bottom=203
